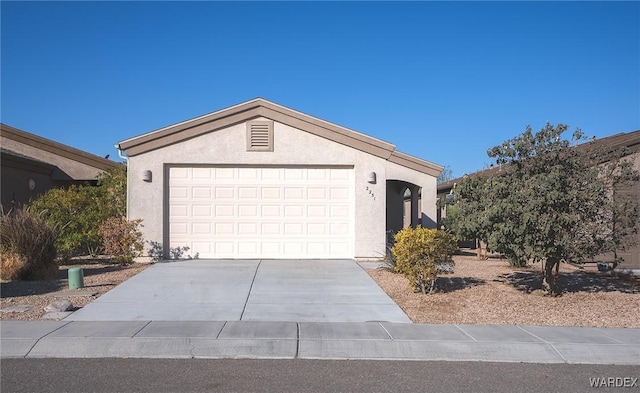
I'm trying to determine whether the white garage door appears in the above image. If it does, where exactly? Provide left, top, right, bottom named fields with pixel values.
left=168, top=166, right=354, bottom=258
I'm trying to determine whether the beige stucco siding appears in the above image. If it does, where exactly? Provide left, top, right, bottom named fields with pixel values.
left=127, top=119, right=420, bottom=259
left=1, top=138, right=108, bottom=181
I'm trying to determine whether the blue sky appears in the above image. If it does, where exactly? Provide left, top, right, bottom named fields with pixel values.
left=2, top=1, right=638, bottom=179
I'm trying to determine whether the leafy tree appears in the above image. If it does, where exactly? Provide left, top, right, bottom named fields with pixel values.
left=95, top=164, right=127, bottom=218
left=29, top=165, right=127, bottom=258
left=451, top=123, right=639, bottom=295
left=437, top=165, right=454, bottom=184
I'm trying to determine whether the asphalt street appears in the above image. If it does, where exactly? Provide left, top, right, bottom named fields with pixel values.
left=2, top=358, right=638, bottom=393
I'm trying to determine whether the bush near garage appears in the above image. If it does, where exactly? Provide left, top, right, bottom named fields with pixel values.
left=392, top=227, right=458, bottom=294
left=0, top=207, right=59, bottom=280
left=99, top=217, right=144, bottom=265
left=29, top=165, right=127, bottom=259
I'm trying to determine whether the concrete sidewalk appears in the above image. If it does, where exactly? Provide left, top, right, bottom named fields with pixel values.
left=2, top=320, right=638, bottom=365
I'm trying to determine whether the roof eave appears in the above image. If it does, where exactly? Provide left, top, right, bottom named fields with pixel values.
left=118, top=98, right=397, bottom=160
left=1, top=123, right=120, bottom=171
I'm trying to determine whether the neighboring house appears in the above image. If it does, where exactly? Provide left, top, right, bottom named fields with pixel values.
left=437, top=130, right=640, bottom=270
left=117, top=98, right=443, bottom=260
left=0, top=123, right=120, bottom=207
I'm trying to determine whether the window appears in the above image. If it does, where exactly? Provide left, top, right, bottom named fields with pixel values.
left=246, top=120, right=274, bottom=152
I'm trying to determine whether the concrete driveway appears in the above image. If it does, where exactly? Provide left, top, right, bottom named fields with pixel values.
left=66, top=259, right=411, bottom=323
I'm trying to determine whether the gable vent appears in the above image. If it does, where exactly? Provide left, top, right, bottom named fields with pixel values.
left=246, top=120, right=274, bottom=152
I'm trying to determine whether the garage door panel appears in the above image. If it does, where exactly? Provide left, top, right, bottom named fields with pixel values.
left=213, top=222, right=233, bottom=235
left=261, top=187, right=281, bottom=199
left=284, top=187, right=304, bottom=200
left=214, top=187, right=234, bottom=199
left=330, top=223, right=349, bottom=235
left=215, top=205, right=235, bottom=216
left=192, top=205, right=212, bottom=217
left=238, top=205, right=258, bottom=217
left=170, top=187, right=189, bottom=199
left=238, top=222, right=258, bottom=235
left=215, top=242, right=234, bottom=254
left=307, top=188, right=327, bottom=199
left=171, top=205, right=189, bottom=217
left=307, top=168, right=328, bottom=180
left=307, top=223, right=327, bottom=235
left=191, top=242, right=212, bottom=255
left=169, top=166, right=354, bottom=258
left=284, top=222, right=304, bottom=235
left=261, top=168, right=282, bottom=180
left=238, top=242, right=258, bottom=255
left=192, top=222, right=212, bottom=235
left=215, top=168, right=235, bottom=179
left=261, top=222, right=280, bottom=235
left=238, top=168, right=259, bottom=180
left=284, top=242, right=304, bottom=254
left=192, top=187, right=212, bottom=199
left=330, top=169, right=350, bottom=180
left=261, top=242, right=281, bottom=254
left=330, top=187, right=349, bottom=200
left=170, top=223, right=189, bottom=235
left=330, top=206, right=349, bottom=218
left=171, top=167, right=189, bottom=179
left=307, top=205, right=327, bottom=218
left=284, top=205, right=304, bottom=217
left=238, top=187, right=258, bottom=199
left=192, top=168, right=213, bottom=179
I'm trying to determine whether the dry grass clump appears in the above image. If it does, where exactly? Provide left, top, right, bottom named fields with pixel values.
left=0, top=207, right=59, bottom=281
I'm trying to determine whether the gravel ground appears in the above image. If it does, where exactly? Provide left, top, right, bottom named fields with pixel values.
left=3, top=255, right=638, bottom=327
left=368, top=253, right=640, bottom=328
left=1, top=262, right=148, bottom=321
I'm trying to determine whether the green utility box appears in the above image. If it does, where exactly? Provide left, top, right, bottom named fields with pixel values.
left=68, top=267, right=84, bottom=290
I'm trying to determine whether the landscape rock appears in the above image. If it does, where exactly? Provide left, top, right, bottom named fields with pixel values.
left=44, top=300, right=73, bottom=313
left=41, top=311, right=73, bottom=320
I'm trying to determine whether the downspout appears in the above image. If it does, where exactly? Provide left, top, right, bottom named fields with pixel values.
left=114, top=144, right=130, bottom=220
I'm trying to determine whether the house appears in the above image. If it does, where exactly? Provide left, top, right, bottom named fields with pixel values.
left=117, top=98, right=443, bottom=260
left=437, top=130, right=640, bottom=270
left=0, top=123, right=121, bottom=207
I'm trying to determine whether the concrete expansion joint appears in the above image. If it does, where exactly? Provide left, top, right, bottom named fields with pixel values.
left=454, top=324, right=478, bottom=342
left=548, top=343, right=570, bottom=364
left=131, top=321, right=152, bottom=338
left=240, top=260, right=262, bottom=321
left=217, top=321, right=229, bottom=339
left=515, top=325, right=548, bottom=343
left=187, top=338, right=196, bottom=359
left=295, top=322, right=301, bottom=358
left=23, top=321, right=73, bottom=358
left=377, top=322, right=394, bottom=340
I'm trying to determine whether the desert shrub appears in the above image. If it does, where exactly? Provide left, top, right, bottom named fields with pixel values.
left=0, top=207, right=59, bottom=280
left=392, top=227, right=458, bottom=294
left=29, top=185, right=103, bottom=258
left=29, top=165, right=126, bottom=258
left=99, top=217, right=144, bottom=265
left=378, top=230, right=398, bottom=272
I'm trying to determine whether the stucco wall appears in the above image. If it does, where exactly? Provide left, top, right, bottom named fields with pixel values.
left=1, top=138, right=106, bottom=181
left=127, top=118, right=437, bottom=259
left=1, top=165, right=54, bottom=206
left=616, top=151, right=640, bottom=270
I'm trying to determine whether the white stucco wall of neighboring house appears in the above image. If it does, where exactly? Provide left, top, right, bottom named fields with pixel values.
left=126, top=117, right=416, bottom=259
